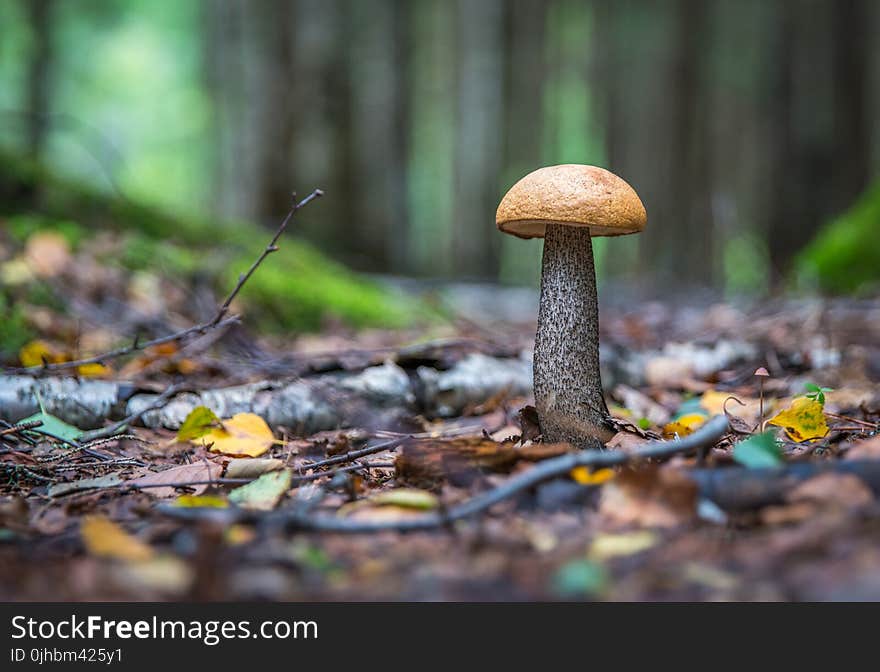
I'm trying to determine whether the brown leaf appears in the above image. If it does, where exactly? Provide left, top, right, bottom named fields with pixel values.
left=845, top=435, right=880, bottom=460
left=517, top=405, right=542, bottom=442
left=786, top=473, right=874, bottom=509
left=128, top=461, right=222, bottom=498
left=599, top=465, right=698, bottom=528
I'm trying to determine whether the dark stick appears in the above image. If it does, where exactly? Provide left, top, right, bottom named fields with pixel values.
left=3, top=190, right=323, bottom=376
left=158, top=415, right=730, bottom=532
left=299, top=436, right=408, bottom=471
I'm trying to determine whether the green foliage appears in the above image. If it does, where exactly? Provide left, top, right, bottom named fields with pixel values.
left=6, top=214, right=87, bottom=249
left=732, top=432, right=783, bottom=469
left=796, top=180, right=880, bottom=294
left=0, top=293, right=35, bottom=359
left=0, top=150, right=424, bottom=332
left=803, top=383, right=832, bottom=407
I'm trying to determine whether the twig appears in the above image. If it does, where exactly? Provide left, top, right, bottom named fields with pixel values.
left=299, top=436, right=408, bottom=471
left=158, top=415, right=730, bottom=532
left=79, top=384, right=182, bottom=441
left=3, top=190, right=323, bottom=376
left=0, top=420, right=43, bottom=437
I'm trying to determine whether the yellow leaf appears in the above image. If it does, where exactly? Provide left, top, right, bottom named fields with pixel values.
left=19, top=340, right=66, bottom=367
left=172, top=495, right=228, bottom=508
left=203, top=413, right=274, bottom=457
left=77, top=362, right=112, bottom=377
left=81, top=515, right=154, bottom=562
left=768, top=396, right=828, bottom=442
left=588, top=530, right=658, bottom=561
left=662, top=413, right=707, bottom=439
left=570, top=467, right=615, bottom=485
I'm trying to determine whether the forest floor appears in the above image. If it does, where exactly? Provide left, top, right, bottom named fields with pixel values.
left=2, top=226, right=880, bottom=601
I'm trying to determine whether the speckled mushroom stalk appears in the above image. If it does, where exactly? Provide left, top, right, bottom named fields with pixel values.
left=495, top=164, right=646, bottom=450
left=533, top=223, right=615, bottom=450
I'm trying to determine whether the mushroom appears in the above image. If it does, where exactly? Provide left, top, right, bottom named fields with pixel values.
left=496, top=165, right=647, bottom=449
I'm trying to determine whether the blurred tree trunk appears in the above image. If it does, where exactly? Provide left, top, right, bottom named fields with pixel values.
left=639, top=0, right=713, bottom=289
left=502, top=0, right=548, bottom=194
left=290, top=0, right=354, bottom=258
left=348, top=0, right=409, bottom=272
left=452, top=0, right=504, bottom=279
left=23, top=0, right=56, bottom=162
left=765, top=0, right=797, bottom=283
left=498, top=0, right=548, bottom=285
left=203, top=0, right=252, bottom=219
left=406, top=0, right=456, bottom=277
left=251, top=2, right=298, bottom=223
left=830, top=0, right=870, bottom=211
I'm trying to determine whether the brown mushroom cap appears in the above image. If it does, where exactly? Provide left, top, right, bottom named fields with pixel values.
left=496, top=164, right=647, bottom=239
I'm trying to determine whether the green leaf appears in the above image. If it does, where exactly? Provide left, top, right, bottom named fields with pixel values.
left=228, top=469, right=292, bottom=511
left=803, top=382, right=833, bottom=406
left=732, top=432, right=784, bottom=469
left=368, top=489, right=439, bottom=510
left=552, top=560, right=607, bottom=597
left=176, top=406, right=220, bottom=442
left=20, top=411, right=83, bottom=442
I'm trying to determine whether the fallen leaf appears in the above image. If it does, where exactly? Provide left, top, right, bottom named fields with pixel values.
left=570, top=467, right=615, bottom=485
left=19, top=340, right=68, bottom=367
left=110, top=556, right=192, bottom=595
left=700, top=389, right=763, bottom=425
left=662, top=412, right=707, bottom=439
left=81, top=516, right=154, bottom=562
left=172, top=494, right=228, bottom=508
left=20, top=410, right=83, bottom=442
left=203, top=413, right=275, bottom=457
left=845, top=435, right=880, bottom=460
left=77, top=362, right=112, bottom=377
left=598, top=466, right=698, bottom=528
left=25, top=231, right=71, bottom=278
left=588, top=530, right=658, bottom=561
left=367, top=488, right=439, bottom=510
left=228, top=469, right=292, bottom=510
left=606, top=431, right=652, bottom=451
left=787, top=473, right=874, bottom=508
left=178, top=406, right=221, bottom=442
left=225, top=457, right=285, bottom=479
left=128, top=461, right=222, bottom=498
left=49, top=473, right=122, bottom=497
left=732, top=432, right=783, bottom=469
left=517, top=405, right=542, bottom=442
left=768, top=396, right=829, bottom=442
left=552, top=560, right=607, bottom=597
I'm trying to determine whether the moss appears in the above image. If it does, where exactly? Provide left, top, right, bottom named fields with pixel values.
left=0, top=294, right=36, bottom=359
left=795, top=180, right=880, bottom=294
left=1, top=150, right=427, bottom=332
left=5, top=214, right=88, bottom=250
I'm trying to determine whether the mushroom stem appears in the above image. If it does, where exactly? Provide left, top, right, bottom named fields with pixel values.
left=534, top=223, right=615, bottom=449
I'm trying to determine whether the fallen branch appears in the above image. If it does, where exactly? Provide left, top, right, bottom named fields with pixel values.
left=2, top=190, right=323, bottom=376
left=157, top=415, right=730, bottom=532
left=689, top=459, right=880, bottom=511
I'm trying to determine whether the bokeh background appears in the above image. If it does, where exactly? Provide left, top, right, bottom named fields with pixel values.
left=1, top=0, right=879, bottom=301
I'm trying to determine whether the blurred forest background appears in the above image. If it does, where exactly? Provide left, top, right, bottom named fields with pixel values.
left=1, top=0, right=880, bottom=299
